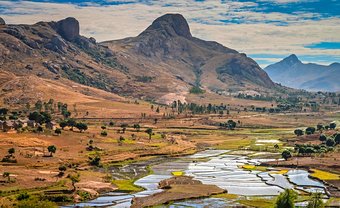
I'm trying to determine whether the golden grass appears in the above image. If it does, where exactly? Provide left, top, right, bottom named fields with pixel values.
left=310, top=169, right=340, bottom=180
left=238, top=198, right=274, bottom=208
left=171, top=171, right=184, bottom=176
left=213, top=193, right=238, bottom=200
left=241, top=165, right=268, bottom=172
left=111, top=179, right=144, bottom=192
left=215, top=139, right=253, bottom=150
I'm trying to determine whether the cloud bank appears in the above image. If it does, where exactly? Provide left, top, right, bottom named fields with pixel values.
left=1, top=0, right=339, bottom=67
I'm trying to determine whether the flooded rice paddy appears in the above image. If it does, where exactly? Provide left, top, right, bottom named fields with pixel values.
left=67, top=150, right=327, bottom=207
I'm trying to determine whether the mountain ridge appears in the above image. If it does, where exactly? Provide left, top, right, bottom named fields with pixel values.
left=265, top=54, right=340, bottom=92
left=1, top=14, right=286, bottom=105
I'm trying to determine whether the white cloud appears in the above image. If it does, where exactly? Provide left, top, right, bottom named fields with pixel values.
left=1, top=0, right=339, bottom=66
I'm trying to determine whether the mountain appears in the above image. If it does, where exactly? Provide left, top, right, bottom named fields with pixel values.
left=264, top=54, right=340, bottom=92
left=0, top=14, right=279, bottom=105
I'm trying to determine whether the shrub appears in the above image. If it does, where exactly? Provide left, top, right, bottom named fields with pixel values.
left=55, top=128, right=62, bottom=135
left=319, top=134, right=327, bottom=142
left=329, top=122, right=336, bottom=130
left=294, top=129, right=304, bottom=136
left=100, top=131, right=107, bottom=136
left=189, top=86, right=205, bottom=94
left=275, top=189, right=297, bottom=208
left=89, top=156, right=101, bottom=166
left=326, top=138, right=335, bottom=147
left=305, top=127, right=316, bottom=135
left=282, top=150, right=292, bottom=161
left=17, top=192, right=30, bottom=201
left=16, top=199, right=57, bottom=208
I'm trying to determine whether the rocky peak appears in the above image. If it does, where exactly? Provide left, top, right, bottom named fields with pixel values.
left=55, top=17, right=79, bottom=41
left=281, top=54, right=301, bottom=66
left=141, top=13, right=192, bottom=38
left=0, top=17, right=5, bottom=25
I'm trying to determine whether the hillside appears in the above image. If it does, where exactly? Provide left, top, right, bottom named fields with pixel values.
left=1, top=14, right=282, bottom=105
left=265, top=54, right=340, bottom=92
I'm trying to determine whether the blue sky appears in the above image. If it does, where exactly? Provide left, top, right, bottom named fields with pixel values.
left=1, top=0, right=340, bottom=67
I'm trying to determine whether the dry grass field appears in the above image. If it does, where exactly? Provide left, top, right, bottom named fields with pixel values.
left=0, top=96, right=339, bottom=207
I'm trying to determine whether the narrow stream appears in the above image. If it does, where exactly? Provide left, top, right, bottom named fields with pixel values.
left=65, top=150, right=327, bottom=207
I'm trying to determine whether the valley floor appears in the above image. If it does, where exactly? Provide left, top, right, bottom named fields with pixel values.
left=0, top=105, right=339, bottom=207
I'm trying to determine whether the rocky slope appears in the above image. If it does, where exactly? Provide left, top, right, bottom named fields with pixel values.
left=104, top=14, right=276, bottom=101
left=1, top=14, right=280, bottom=105
left=265, top=54, right=340, bottom=92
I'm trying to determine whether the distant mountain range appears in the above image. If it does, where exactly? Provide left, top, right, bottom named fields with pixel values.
left=265, top=54, right=340, bottom=92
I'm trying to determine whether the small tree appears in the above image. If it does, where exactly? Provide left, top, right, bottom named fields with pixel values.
left=67, top=173, right=80, bottom=191
left=294, top=129, right=304, bottom=136
left=329, top=122, right=336, bottom=130
left=17, top=192, right=30, bottom=201
left=59, top=120, right=67, bottom=130
left=89, top=156, right=101, bottom=166
left=76, top=122, right=88, bottom=132
left=3, top=172, right=10, bottom=182
left=319, top=134, right=327, bottom=143
left=326, top=138, right=335, bottom=147
left=121, top=123, right=128, bottom=133
left=101, top=131, right=108, bottom=137
left=37, top=126, right=44, bottom=133
left=145, top=128, right=153, bottom=140
left=118, top=136, right=125, bottom=146
left=109, top=121, right=115, bottom=127
left=316, top=124, right=324, bottom=131
left=47, top=145, right=57, bottom=157
left=55, top=128, right=62, bottom=135
left=8, top=148, right=15, bottom=156
left=305, top=127, right=316, bottom=135
left=66, top=119, right=76, bottom=131
left=307, top=192, right=324, bottom=208
left=305, top=147, right=315, bottom=156
left=133, top=124, right=141, bottom=132
left=101, top=125, right=106, bottom=130
left=226, top=120, right=237, bottom=130
left=275, top=189, right=297, bottom=208
left=58, top=165, right=67, bottom=172
left=282, top=150, right=292, bottom=161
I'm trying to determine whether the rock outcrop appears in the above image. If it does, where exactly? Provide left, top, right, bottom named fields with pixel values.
left=141, top=13, right=192, bottom=38
left=0, top=17, right=5, bottom=25
left=55, top=17, right=79, bottom=41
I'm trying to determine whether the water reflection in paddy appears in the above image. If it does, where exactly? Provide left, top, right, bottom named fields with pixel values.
left=67, top=150, right=327, bottom=207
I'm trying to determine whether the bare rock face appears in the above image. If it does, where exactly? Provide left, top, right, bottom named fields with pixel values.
left=141, top=13, right=191, bottom=38
left=56, top=17, right=79, bottom=41
left=0, top=17, right=5, bottom=25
